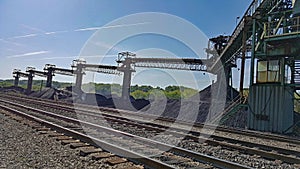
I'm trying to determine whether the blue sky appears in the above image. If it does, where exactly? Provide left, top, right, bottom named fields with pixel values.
left=0, top=0, right=252, bottom=90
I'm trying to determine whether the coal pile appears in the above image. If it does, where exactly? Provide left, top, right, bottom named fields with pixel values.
left=103, top=96, right=150, bottom=110
left=132, top=99, right=150, bottom=110
left=290, top=112, right=300, bottom=137
left=30, top=88, right=57, bottom=99
left=1, top=83, right=245, bottom=128
left=221, top=109, right=247, bottom=128
left=79, top=93, right=113, bottom=107
left=75, top=93, right=150, bottom=111
left=139, top=95, right=211, bottom=123
left=0, top=86, right=26, bottom=93
left=56, top=89, right=75, bottom=101
left=138, top=83, right=241, bottom=124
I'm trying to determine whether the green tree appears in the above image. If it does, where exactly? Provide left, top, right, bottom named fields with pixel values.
left=131, top=90, right=149, bottom=99
left=165, top=90, right=181, bottom=99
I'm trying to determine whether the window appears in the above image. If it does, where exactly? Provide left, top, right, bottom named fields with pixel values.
left=257, top=60, right=280, bottom=83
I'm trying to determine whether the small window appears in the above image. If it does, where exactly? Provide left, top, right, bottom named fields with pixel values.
left=257, top=60, right=280, bottom=83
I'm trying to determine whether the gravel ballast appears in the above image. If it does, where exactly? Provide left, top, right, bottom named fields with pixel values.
left=0, top=111, right=126, bottom=169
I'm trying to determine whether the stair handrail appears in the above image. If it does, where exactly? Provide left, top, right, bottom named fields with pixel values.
left=209, top=95, right=246, bottom=124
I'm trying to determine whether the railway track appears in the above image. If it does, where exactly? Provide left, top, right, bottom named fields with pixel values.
left=1, top=93, right=300, bottom=168
left=2, top=94, right=300, bottom=146
left=0, top=100, right=251, bottom=169
left=2, top=92, right=300, bottom=145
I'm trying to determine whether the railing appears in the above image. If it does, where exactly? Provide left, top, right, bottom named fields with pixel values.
left=265, top=16, right=300, bottom=37
left=208, top=96, right=247, bottom=125
left=219, top=0, right=266, bottom=57
left=209, top=0, right=268, bottom=71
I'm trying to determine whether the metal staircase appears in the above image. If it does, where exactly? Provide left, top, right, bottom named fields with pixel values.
left=208, top=96, right=248, bottom=125
left=207, top=0, right=299, bottom=133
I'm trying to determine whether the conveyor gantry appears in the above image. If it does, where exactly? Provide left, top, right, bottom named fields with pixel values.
left=12, top=69, right=29, bottom=87
left=207, top=0, right=299, bottom=96
left=43, top=64, right=74, bottom=88
left=129, top=58, right=207, bottom=71
left=207, top=0, right=300, bottom=133
left=116, top=51, right=209, bottom=100
left=209, top=0, right=295, bottom=72
left=25, top=67, right=47, bottom=94
left=71, top=59, right=120, bottom=92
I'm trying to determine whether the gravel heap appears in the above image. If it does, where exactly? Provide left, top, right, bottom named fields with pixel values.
left=0, top=112, right=120, bottom=169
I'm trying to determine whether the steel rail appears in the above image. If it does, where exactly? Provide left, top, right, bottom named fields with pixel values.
left=3, top=92, right=300, bottom=144
left=0, top=104, right=176, bottom=169
left=1, top=92, right=300, bottom=146
left=2, top=97, right=300, bottom=164
left=0, top=99, right=252, bottom=169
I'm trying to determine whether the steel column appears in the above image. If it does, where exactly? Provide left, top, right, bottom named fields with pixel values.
left=75, top=64, right=83, bottom=91
left=239, top=22, right=247, bottom=96
left=27, top=72, right=34, bottom=94
left=250, top=19, right=256, bottom=86
left=280, top=57, right=285, bottom=85
left=14, top=75, right=20, bottom=87
left=46, top=68, right=53, bottom=88
left=121, top=58, right=133, bottom=100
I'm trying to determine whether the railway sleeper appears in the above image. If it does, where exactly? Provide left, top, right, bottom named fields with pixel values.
left=0, top=109, right=146, bottom=169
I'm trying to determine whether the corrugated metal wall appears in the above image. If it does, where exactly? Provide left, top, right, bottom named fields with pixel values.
left=248, top=84, right=294, bottom=133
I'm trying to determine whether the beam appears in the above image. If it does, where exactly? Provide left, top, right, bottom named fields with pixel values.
left=208, top=0, right=276, bottom=72
left=132, top=58, right=204, bottom=64
left=239, top=22, right=248, bottom=96
left=250, top=19, right=257, bottom=86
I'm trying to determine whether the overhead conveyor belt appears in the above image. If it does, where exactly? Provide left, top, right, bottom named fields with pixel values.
left=13, top=69, right=29, bottom=78
left=82, top=64, right=120, bottom=75
left=26, top=67, right=47, bottom=77
left=130, top=57, right=207, bottom=71
left=71, top=59, right=121, bottom=91
left=43, top=64, right=74, bottom=88
left=209, top=0, right=285, bottom=72
left=116, top=52, right=211, bottom=100
left=12, top=69, right=29, bottom=87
